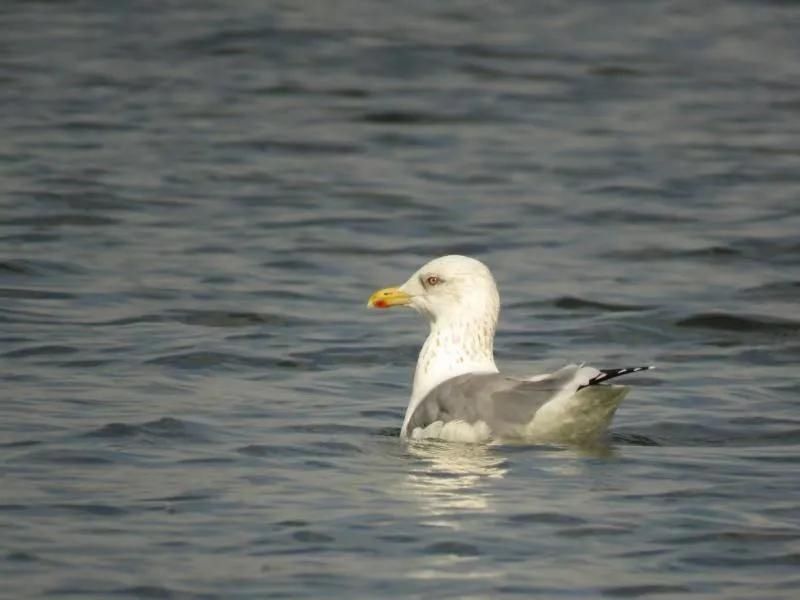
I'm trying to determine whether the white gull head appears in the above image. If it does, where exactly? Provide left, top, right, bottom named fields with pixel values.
left=367, top=255, right=500, bottom=435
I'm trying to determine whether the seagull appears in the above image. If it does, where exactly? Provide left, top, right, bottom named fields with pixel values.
left=367, top=255, right=652, bottom=444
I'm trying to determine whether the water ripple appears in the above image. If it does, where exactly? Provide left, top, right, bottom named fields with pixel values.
left=677, top=312, right=800, bottom=333
left=86, top=418, right=217, bottom=444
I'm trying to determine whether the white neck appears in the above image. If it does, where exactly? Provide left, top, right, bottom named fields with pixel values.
left=401, top=314, right=498, bottom=435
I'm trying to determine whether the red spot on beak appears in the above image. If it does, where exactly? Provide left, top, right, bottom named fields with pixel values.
left=374, top=299, right=388, bottom=308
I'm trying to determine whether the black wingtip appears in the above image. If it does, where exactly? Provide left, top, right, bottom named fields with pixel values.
left=579, top=365, right=654, bottom=390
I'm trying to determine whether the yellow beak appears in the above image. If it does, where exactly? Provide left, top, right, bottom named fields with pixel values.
left=367, top=286, right=412, bottom=309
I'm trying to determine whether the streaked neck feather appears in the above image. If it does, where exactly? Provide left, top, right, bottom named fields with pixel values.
left=401, top=316, right=498, bottom=435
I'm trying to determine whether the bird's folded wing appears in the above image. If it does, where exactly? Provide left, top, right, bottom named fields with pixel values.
left=406, top=365, right=583, bottom=438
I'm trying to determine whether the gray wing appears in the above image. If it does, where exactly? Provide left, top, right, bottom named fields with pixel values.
left=406, top=365, right=582, bottom=439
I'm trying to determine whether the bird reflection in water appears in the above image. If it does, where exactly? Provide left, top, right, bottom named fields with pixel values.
left=402, top=440, right=508, bottom=523
left=400, top=439, right=618, bottom=526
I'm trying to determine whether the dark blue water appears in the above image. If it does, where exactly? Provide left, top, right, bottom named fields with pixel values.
left=2, top=1, right=800, bottom=598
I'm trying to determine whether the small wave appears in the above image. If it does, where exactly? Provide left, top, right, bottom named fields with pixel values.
left=178, top=457, right=236, bottom=465
left=111, top=585, right=209, bottom=599
left=424, top=541, right=481, bottom=556
left=3, top=345, right=78, bottom=359
left=16, top=450, right=115, bottom=465
left=358, top=110, right=473, bottom=125
left=0, top=232, right=60, bottom=244
left=600, top=584, right=691, bottom=597
left=680, top=245, right=743, bottom=258
left=552, top=295, right=652, bottom=312
left=51, top=503, right=128, bottom=517
left=292, top=530, right=335, bottom=544
left=577, top=207, right=694, bottom=224
left=288, top=345, right=417, bottom=369
left=603, top=245, right=741, bottom=261
left=0, top=214, right=118, bottom=227
left=145, top=351, right=270, bottom=369
left=587, top=64, right=646, bottom=78
left=508, top=512, right=586, bottom=526
left=144, top=492, right=215, bottom=503
left=611, top=432, right=661, bottom=446
left=5, top=551, right=38, bottom=563
left=375, top=427, right=402, bottom=437
left=731, top=237, right=800, bottom=265
left=86, top=417, right=214, bottom=443
left=96, top=309, right=305, bottom=328
left=222, top=137, right=359, bottom=155
left=91, top=314, right=167, bottom=326
left=0, top=287, right=75, bottom=300
left=274, top=519, right=308, bottom=528
left=557, top=525, right=632, bottom=537
left=175, top=25, right=339, bottom=57
left=742, top=280, right=800, bottom=300
left=361, top=409, right=403, bottom=419
left=668, top=529, right=800, bottom=544
left=237, top=441, right=362, bottom=458
left=676, top=312, right=800, bottom=333
left=616, top=420, right=800, bottom=447
left=686, top=552, right=800, bottom=568
left=257, top=81, right=369, bottom=98
left=277, top=423, right=374, bottom=435
left=60, top=119, right=134, bottom=132
left=0, top=439, right=41, bottom=449
left=0, top=260, right=34, bottom=275
left=260, top=257, right=318, bottom=270
left=171, top=310, right=298, bottom=328
left=57, top=359, right=115, bottom=368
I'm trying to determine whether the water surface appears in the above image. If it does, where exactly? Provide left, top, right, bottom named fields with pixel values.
left=2, top=1, right=800, bottom=598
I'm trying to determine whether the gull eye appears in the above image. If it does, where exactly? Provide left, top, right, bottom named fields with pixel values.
left=426, top=275, right=441, bottom=286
